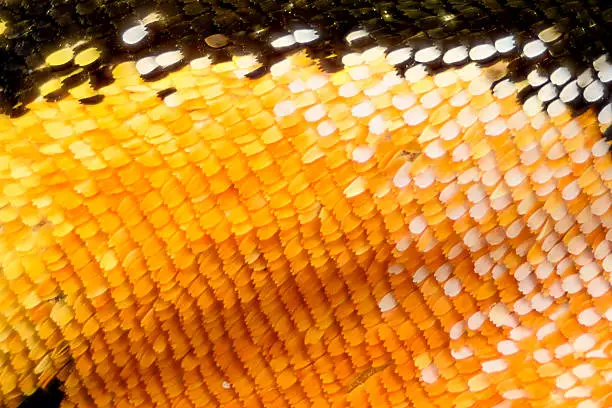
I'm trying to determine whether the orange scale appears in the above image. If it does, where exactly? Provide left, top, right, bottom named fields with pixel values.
left=430, top=294, right=455, bottom=318
left=185, top=146, right=214, bottom=172
left=259, top=89, right=290, bottom=112
left=335, top=306, right=358, bottom=326
left=316, top=85, right=338, bottom=104
left=580, top=114, right=600, bottom=131
left=164, top=112, right=194, bottom=134
left=324, top=336, right=349, bottom=362
left=552, top=171, right=579, bottom=194
left=567, top=293, right=595, bottom=316
left=364, top=383, right=389, bottom=408
left=497, top=97, right=521, bottom=117
left=8, top=274, right=34, bottom=299
left=475, top=213, right=498, bottom=234
left=204, top=94, right=234, bottom=117
left=372, top=140, right=400, bottom=166
left=591, top=293, right=612, bottom=315
left=583, top=179, right=608, bottom=199
left=390, top=360, right=420, bottom=386
left=411, top=77, right=437, bottom=96
left=421, top=379, right=448, bottom=399
left=498, top=286, right=521, bottom=304
left=379, top=368, right=405, bottom=394
left=580, top=177, right=607, bottom=201
left=423, top=325, right=449, bottom=350
left=556, top=319, right=586, bottom=343
left=436, top=82, right=462, bottom=101
left=170, top=202, right=198, bottom=227
left=56, top=273, right=82, bottom=296
left=518, top=308, right=545, bottom=327
left=333, top=358, right=356, bottom=383
left=246, top=110, right=277, bottom=131
left=315, top=370, right=338, bottom=390
left=499, top=253, right=521, bottom=274
left=234, top=94, right=263, bottom=115
left=454, top=357, right=486, bottom=376
left=448, top=292, right=478, bottom=317
left=544, top=105, right=576, bottom=127
left=479, top=320, right=504, bottom=339
left=594, top=159, right=612, bottom=184
left=362, top=310, right=381, bottom=328
left=387, top=122, right=420, bottom=147
left=451, top=256, right=474, bottom=278
left=399, top=289, right=429, bottom=314
left=580, top=373, right=606, bottom=393
left=224, top=204, right=251, bottom=226
left=466, top=335, right=496, bottom=356
left=437, top=139, right=463, bottom=166
left=290, top=91, right=318, bottom=111
left=294, top=190, right=318, bottom=212
left=594, top=360, right=612, bottom=381
left=377, top=329, right=401, bottom=352
left=365, top=341, right=388, bottom=362
left=300, top=236, right=323, bottom=255
left=275, top=112, right=304, bottom=130
left=352, top=202, right=378, bottom=222
left=412, top=229, right=436, bottom=253
left=432, top=392, right=460, bottom=408
left=410, top=312, right=434, bottom=335
left=382, top=390, right=408, bottom=408
left=437, top=304, right=464, bottom=330
left=247, top=205, right=279, bottom=229
left=572, top=149, right=597, bottom=172
left=471, top=278, right=499, bottom=302
left=562, top=130, right=588, bottom=153
left=38, top=319, right=62, bottom=343
left=404, top=388, right=437, bottom=408
left=149, top=205, right=174, bottom=229
left=148, top=103, right=179, bottom=123
left=534, top=362, right=567, bottom=382
left=327, top=105, right=355, bottom=125
left=451, top=211, right=477, bottom=234
left=445, top=376, right=470, bottom=396
left=571, top=163, right=597, bottom=182
left=229, top=125, right=257, bottom=146
left=392, top=183, right=418, bottom=207
left=386, top=344, right=412, bottom=370
left=565, top=198, right=590, bottom=217
left=370, top=93, right=392, bottom=111
left=415, top=183, right=444, bottom=204
left=552, top=353, right=583, bottom=373
left=494, top=151, right=522, bottom=175
left=346, top=388, right=371, bottom=408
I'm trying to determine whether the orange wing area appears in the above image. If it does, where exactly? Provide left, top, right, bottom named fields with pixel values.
left=1, top=49, right=612, bottom=408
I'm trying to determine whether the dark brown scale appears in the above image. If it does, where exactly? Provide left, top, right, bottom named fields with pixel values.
left=79, top=94, right=105, bottom=105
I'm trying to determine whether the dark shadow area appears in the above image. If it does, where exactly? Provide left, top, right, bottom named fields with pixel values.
left=18, top=379, right=64, bottom=408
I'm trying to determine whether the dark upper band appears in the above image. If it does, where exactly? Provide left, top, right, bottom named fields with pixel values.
left=0, top=0, right=610, bottom=116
